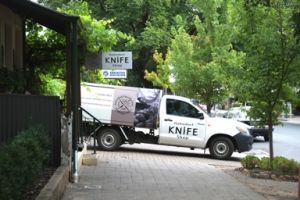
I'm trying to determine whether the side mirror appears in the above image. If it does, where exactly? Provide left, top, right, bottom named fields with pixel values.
left=198, top=112, right=204, bottom=120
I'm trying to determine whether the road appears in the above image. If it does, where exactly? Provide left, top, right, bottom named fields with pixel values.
left=251, top=122, right=300, bottom=162
left=88, top=120, right=299, bottom=162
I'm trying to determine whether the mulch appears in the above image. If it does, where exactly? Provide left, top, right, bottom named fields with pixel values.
left=23, top=166, right=56, bottom=200
left=236, top=167, right=299, bottom=182
left=223, top=167, right=299, bottom=200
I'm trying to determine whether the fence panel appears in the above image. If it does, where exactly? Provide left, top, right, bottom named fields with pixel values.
left=0, top=94, right=61, bottom=167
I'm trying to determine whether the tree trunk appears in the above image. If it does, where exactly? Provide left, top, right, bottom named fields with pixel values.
left=206, top=102, right=212, bottom=116
left=268, top=113, right=274, bottom=169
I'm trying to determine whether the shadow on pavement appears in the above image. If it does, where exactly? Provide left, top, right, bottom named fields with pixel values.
left=86, top=145, right=241, bottom=162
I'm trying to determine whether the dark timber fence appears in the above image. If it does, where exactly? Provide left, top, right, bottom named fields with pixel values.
left=0, top=94, right=61, bottom=167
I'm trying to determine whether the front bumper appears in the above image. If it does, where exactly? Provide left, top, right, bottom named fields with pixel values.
left=233, top=133, right=253, bottom=153
left=249, top=127, right=268, bottom=137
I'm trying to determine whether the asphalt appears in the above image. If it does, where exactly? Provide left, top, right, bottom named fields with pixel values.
left=61, top=116, right=300, bottom=200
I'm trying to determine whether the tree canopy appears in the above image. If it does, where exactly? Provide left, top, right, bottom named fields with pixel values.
left=227, top=0, right=300, bottom=166
left=25, top=1, right=132, bottom=96
left=162, top=1, right=244, bottom=114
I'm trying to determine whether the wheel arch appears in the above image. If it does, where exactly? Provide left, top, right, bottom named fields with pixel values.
left=97, top=124, right=127, bottom=142
left=206, top=134, right=238, bottom=151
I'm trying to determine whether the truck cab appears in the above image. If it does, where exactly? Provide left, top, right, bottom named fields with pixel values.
left=158, top=95, right=207, bottom=148
left=157, top=95, right=253, bottom=159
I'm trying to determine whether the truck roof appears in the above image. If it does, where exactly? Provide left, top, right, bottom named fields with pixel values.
left=163, top=94, right=193, bottom=103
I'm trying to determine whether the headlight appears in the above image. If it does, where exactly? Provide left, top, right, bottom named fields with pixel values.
left=236, top=126, right=249, bottom=135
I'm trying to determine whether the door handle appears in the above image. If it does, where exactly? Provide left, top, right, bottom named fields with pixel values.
left=164, top=118, right=173, bottom=122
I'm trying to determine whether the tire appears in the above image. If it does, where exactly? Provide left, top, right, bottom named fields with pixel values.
left=97, top=128, right=121, bottom=151
left=264, top=135, right=269, bottom=142
left=209, top=137, right=234, bottom=160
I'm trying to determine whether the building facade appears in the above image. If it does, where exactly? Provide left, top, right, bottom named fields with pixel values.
left=0, top=4, right=23, bottom=71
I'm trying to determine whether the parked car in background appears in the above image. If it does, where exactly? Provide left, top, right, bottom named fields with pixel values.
left=210, top=108, right=228, bottom=118
left=224, top=106, right=269, bottom=142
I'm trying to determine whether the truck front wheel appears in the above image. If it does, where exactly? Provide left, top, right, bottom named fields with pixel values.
left=209, top=137, right=234, bottom=160
left=97, top=128, right=121, bottom=151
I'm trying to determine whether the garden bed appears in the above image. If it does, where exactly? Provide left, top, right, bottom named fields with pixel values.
left=223, top=167, right=299, bottom=200
left=23, top=166, right=56, bottom=200
left=236, top=167, right=298, bottom=182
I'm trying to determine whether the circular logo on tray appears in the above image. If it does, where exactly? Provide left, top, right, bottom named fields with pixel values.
left=114, top=96, right=134, bottom=114
left=103, top=71, right=109, bottom=77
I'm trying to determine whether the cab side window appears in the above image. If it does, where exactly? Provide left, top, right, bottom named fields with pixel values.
left=166, top=99, right=199, bottom=118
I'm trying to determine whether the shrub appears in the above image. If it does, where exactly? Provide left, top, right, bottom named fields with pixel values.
left=272, top=156, right=299, bottom=175
left=241, top=155, right=260, bottom=169
left=0, top=125, right=50, bottom=200
left=259, top=157, right=271, bottom=170
left=241, top=155, right=300, bottom=175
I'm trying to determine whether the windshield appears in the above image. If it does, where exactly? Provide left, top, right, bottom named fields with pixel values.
left=191, top=99, right=208, bottom=113
left=224, top=107, right=249, bottom=119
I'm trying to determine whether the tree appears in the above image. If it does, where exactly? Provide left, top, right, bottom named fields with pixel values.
left=83, top=0, right=198, bottom=87
left=168, top=1, right=243, bottom=114
left=144, top=50, right=173, bottom=92
left=39, top=0, right=200, bottom=87
left=25, top=21, right=66, bottom=95
left=25, top=1, right=130, bottom=96
left=169, top=20, right=225, bottom=114
left=230, top=0, right=300, bottom=167
left=38, top=0, right=69, bottom=9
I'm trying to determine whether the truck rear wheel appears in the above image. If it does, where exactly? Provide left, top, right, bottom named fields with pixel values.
left=209, top=136, right=234, bottom=160
left=97, top=128, right=121, bottom=151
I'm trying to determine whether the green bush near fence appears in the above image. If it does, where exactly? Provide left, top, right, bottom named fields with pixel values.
left=0, top=125, right=50, bottom=200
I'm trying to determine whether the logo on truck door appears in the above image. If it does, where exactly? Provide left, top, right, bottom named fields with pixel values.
left=168, top=126, right=198, bottom=136
left=168, top=122, right=198, bottom=140
left=114, top=96, right=134, bottom=114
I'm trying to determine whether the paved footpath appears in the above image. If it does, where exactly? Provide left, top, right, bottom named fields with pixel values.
left=62, top=145, right=266, bottom=200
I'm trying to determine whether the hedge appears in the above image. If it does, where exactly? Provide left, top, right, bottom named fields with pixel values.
left=0, top=125, right=50, bottom=200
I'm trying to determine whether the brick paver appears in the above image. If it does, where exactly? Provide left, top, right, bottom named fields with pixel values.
left=62, top=144, right=266, bottom=200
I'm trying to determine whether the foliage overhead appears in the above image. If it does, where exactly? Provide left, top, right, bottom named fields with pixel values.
left=168, top=1, right=244, bottom=114
left=59, top=1, right=133, bottom=52
left=25, top=1, right=130, bottom=96
left=80, top=0, right=198, bottom=87
left=29, top=0, right=300, bottom=118
left=144, top=50, right=173, bottom=92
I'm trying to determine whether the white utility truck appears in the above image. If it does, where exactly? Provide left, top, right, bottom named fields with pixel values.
left=81, top=83, right=253, bottom=159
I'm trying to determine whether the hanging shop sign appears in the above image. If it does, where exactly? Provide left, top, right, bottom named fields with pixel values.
left=102, top=51, right=132, bottom=70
